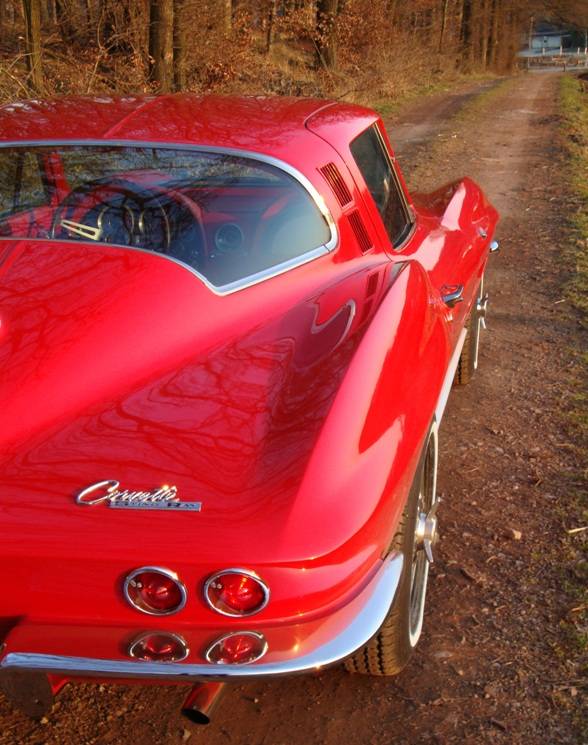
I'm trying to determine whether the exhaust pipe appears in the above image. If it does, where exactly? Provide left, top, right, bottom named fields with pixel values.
left=181, top=682, right=225, bottom=725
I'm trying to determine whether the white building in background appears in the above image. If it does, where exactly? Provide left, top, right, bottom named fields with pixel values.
left=518, top=21, right=578, bottom=58
left=530, top=31, right=564, bottom=52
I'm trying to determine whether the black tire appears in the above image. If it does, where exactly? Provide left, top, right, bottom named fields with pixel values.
left=345, top=424, right=439, bottom=676
left=455, top=275, right=486, bottom=386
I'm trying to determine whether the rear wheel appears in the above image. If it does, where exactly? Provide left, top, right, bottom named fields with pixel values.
left=345, top=424, right=439, bottom=676
left=455, top=275, right=487, bottom=386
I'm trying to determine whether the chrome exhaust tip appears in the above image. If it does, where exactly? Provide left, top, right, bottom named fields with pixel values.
left=180, top=682, right=225, bottom=725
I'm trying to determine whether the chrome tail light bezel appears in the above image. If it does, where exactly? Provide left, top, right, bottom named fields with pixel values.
left=128, top=630, right=190, bottom=662
left=124, top=566, right=188, bottom=616
left=203, top=568, right=270, bottom=617
left=204, top=631, right=268, bottom=665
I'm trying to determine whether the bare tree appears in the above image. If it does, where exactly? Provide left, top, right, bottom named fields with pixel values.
left=55, top=0, right=77, bottom=43
left=149, top=0, right=174, bottom=92
left=22, top=0, right=44, bottom=93
left=316, top=0, right=339, bottom=68
left=266, top=0, right=277, bottom=52
left=173, top=0, right=186, bottom=90
left=438, top=0, right=450, bottom=51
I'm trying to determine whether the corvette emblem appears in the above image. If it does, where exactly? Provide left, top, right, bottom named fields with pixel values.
left=75, top=480, right=202, bottom=512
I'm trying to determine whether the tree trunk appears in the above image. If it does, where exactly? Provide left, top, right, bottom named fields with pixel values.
left=460, top=0, right=475, bottom=69
left=81, top=0, right=91, bottom=27
left=266, top=0, right=277, bottom=52
left=173, top=0, right=185, bottom=90
left=149, top=0, right=174, bottom=92
left=316, top=0, right=338, bottom=69
left=438, top=0, right=450, bottom=52
left=480, top=0, right=490, bottom=68
left=55, top=0, right=78, bottom=43
left=489, top=0, right=500, bottom=68
left=22, top=0, right=43, bottom=93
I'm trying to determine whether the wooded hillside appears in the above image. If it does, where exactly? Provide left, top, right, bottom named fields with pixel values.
left=3, top=1, right=588, bottom=103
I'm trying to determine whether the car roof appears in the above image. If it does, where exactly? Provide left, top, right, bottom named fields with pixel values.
left=0, top=94, right=378, bottom=162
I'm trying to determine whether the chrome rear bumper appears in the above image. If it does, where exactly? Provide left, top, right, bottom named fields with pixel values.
left=0, top=554, right=402, bottom=682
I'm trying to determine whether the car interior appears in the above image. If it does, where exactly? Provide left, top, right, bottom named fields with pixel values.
left=0, top=146, right=331, bottom=288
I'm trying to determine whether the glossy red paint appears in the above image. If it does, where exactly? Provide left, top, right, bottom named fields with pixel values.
left=0, top=94, right=498, bottom=710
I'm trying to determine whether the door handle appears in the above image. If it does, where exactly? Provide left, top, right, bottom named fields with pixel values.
left=441, top=285, right=464, bottom=308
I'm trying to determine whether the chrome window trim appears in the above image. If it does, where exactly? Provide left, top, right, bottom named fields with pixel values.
left=124, top=566, right=188, bottom=617
left=392, top=216, right=417, bottom=253
left=203, top=568, right=270, bottom=618
left=0, top=139, right=339, bottom=296
left=205, top=631, right=268, bottom=665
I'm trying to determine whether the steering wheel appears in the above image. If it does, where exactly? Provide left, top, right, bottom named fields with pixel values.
left=50, top=177, right=172, bottom=249
left=50, top=177, right=205, bottom=268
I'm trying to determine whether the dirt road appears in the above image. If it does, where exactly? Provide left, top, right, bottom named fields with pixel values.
left=1, top=72, right=585, bottom=745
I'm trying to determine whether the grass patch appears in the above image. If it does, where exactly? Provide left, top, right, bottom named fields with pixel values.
left=371, top=71, right=503, bottom=119
left=558, top=72, right=588, bottom=735
left=560, top=74, right=588, bottom=454
left=449, top=74, right=518, bottom=124
left=560, top=75, right=588, bottom=325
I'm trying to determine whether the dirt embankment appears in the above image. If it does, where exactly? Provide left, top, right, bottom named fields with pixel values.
left=0, top=72, right=585, bottom=745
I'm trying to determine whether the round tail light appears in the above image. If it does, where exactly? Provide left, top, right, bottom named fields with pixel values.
left=129, top=631, right=189, bottom=662
left=204, top=569, right=269, bottom=617
left=205, top=631, right=268, bottom=665
left=124, top=567, right=187, bottom=616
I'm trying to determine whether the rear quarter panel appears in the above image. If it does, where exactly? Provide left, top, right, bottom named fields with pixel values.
left=282, top=259, right=450, bottom=564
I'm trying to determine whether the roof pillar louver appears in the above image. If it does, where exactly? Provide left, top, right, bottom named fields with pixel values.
left=319, top=163, right=352, bottom=208
left=348, top=210, right=373, bottom=253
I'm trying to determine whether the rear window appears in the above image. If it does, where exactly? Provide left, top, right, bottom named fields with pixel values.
left=0, top=145, right=332, bottom=291
left=0, top=149, right=48, bottom=215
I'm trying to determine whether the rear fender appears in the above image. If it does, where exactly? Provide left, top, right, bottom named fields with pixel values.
left=283, top=260, right=450, bottom=561
left=413, top=177, right=499, bottom=241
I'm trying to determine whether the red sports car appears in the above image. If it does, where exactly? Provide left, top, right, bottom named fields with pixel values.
left=0, top=94, right=498, bottom=723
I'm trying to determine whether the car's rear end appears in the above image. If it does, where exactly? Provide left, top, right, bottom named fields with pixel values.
left=0, top=137, right=406, bottom=719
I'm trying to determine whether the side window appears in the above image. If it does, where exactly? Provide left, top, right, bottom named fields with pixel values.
left=350, top=125, right=412, bottom=248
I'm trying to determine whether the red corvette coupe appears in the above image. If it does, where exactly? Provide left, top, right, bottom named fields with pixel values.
left=0, top=94, right=498, bottom=723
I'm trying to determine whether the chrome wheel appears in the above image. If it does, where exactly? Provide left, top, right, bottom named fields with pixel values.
left=473, top=277, right=488, bottom=371
left=345, top=421, right=441, bottom=676
left=409, top=426, right=438, bottom=646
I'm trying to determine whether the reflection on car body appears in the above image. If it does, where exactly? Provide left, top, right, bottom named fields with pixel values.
left=0, top=93, right=498, bottom=723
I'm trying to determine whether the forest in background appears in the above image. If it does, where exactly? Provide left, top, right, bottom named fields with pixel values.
left=4, top=1, right=588, bottom=105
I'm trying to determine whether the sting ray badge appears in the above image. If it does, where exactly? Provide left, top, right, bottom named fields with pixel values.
left=76, top=480, right=202, bottom=512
